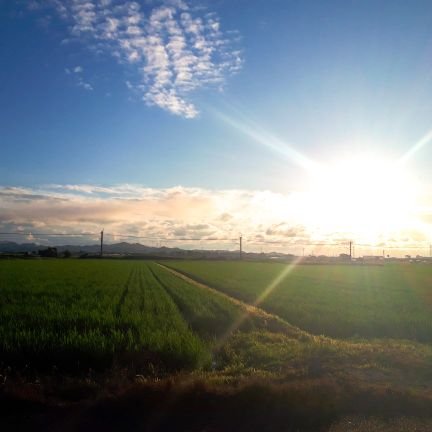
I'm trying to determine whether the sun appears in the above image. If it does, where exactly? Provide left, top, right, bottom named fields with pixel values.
left=301, top=154, right=420, bottom=243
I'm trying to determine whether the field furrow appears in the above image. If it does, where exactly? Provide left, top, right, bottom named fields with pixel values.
left=114, top=265, right=137, bottom=317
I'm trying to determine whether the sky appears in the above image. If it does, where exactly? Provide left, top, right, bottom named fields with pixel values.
left=1, top=0, right=432, bottom=255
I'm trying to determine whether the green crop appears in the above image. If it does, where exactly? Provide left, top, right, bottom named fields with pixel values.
left=0, top=260, right=210, bottom=371
left=166, top=261, right=432, bottom=341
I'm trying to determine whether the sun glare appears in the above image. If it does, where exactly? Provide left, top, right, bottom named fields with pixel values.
left=302, top=155, right=420, bottom=242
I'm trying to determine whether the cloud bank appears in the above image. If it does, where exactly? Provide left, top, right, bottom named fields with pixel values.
left=1, top=184, right=430, bottom=255
left=29, top=0, right=242, bottom=118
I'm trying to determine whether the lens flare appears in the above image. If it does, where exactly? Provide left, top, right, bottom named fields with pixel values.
left=302, top=155, right=421, bottom=242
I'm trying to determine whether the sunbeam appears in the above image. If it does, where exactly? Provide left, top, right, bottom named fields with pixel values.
left=213, top=256, right=303, bottom=352
left=398, top=129, right=432, bottom=165
left=212, top=108, right=318, bottom=172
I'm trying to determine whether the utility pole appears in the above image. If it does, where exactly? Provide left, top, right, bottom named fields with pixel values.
left=100, top=229, right=104, bottom=258
left=239, top=235, right=243, bottom=260
left=349, top=241, right=352, bottom=260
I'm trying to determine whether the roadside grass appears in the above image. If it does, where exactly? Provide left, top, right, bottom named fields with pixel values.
left=218, top=330, right=432, bottom=389
left=2, top=374, right=432, bottom=432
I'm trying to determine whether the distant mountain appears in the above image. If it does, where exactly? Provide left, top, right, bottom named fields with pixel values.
left=0, top=240, right=241, bottom=258
left=0, top=241, right=40, bottom=253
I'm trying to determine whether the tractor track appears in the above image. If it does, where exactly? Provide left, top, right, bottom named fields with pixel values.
left=115, top=265, right=137, bottom=318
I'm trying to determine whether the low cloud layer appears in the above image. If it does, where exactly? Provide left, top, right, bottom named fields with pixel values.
left=1, top=184, right=431, bottom=256
left=27, top=0, right=242, bottom=117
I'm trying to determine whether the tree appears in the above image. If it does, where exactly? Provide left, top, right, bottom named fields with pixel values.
left=38, top=247, right=58, bottom=258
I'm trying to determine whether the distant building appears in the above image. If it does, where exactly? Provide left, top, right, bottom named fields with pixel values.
left=339, top=253, right=351, bottom=261
left=362, top=255, right=383, bottom=262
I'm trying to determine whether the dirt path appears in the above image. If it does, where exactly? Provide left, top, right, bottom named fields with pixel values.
left=156, top=262, right=310, bottom=339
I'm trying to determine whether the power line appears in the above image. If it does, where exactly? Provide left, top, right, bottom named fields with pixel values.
left=106, top=233, right=238, bottom=242
left=355, top=244, right=430, bottom=249
left=248, top=241, right=345, bottom=246
left=0, top=232, right=237, bottom=241
left=0, top=232, right=97, bottom=237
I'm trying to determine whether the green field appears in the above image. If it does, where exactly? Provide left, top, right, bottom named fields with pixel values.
left=167, top=261, right=432, bottom=341
left=1, top=259, right=432, bottom=382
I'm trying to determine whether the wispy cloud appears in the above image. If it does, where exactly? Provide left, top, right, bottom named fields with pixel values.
left=65, top=64, right=93, bottom=90
left=77, top=79, right=93, bottom=91
left=29, top=1, right=242, bottom=118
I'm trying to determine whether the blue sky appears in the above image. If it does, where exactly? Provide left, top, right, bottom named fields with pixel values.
left=1, top=0, right=432, bottom=250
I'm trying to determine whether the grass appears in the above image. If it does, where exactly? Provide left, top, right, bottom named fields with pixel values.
left=165, top=260, right=432, bottom=341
